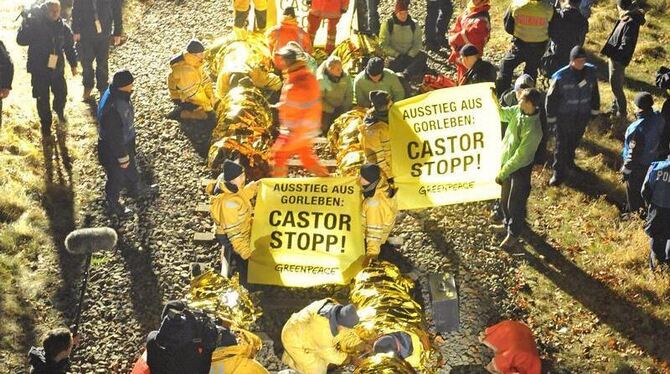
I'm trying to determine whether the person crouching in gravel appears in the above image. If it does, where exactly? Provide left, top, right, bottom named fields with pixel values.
left=360, top=163, right=398, bottom=264
left=210, top=160, right=259, bottom=279
left=166, top=39, right=215, bottom=121
left=28, top=327, right=78, bottom=374
left=281, top=300, right=359, bottom=374
left=492, top=89, right=543, bottom=249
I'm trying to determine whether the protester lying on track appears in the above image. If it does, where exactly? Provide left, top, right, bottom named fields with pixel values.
left=360, top=90, right=393, bottom=183
left=281, top=299, right=359, bottom=374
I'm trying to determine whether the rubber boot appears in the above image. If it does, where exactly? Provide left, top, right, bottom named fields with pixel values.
left=254, top=9, right=267, bottom=33
left=234, top=7, right=250, bottom=29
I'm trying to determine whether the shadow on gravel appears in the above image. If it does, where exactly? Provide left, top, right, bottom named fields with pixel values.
left=178, top=119, right=215, bottom=159
left=40, top=174, right=81, bottom=328
left=113, top=233, right=163, bottom=332
left=520, top=229, right=670, bottom=364
left=580, top=137, right=623, bottom=172
left=564, top=168, right=625, bottom=211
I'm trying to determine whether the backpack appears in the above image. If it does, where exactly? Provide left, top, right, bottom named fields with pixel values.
left=146, top=301, right=219, bottom=374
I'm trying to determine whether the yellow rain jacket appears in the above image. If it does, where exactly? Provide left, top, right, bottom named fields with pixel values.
left=362, top=185, right=397, bottom=257
left=168, top=52, right=215, bottom=112
left=210, top=181, right=259, bottom=259
left=209, top=328, right=269, bottom=374
left=281, top=299, right=350, bottom=374
left=359, top=116, right=392, bottom=180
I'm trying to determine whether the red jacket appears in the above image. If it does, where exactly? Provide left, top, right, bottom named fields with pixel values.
left=266, top=17, right=312, bottom=68
left=310, top=0, right=349, bottom=19
left=277, top=62, right=322, bottom=150
left=448, top=4, right=491, bottom=64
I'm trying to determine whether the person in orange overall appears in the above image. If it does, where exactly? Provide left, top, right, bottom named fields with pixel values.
left=307, top=0, right=349, bottom=54
left=266, top=7, right=312, bottom=70
left=270, top=43, right=329, bottom=178
left=447, top=0, right=491, bottom=84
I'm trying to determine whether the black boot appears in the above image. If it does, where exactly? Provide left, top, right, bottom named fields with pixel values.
left=234, top=7, right=250, bottom=29
left=254, top=9, right=267, bottom=32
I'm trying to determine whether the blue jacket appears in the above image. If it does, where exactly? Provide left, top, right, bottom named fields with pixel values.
left=622, top=111, right=665, bottom=170
left=546, top=64, right=600, bottom=125
left=642, top=159, right=670, bottom=236
left=97, top=87, right=136, bottom=165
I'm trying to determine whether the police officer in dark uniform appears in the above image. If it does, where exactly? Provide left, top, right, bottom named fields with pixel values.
left=97, top=69, right=142, bottom=216
left=621, top=92, right=665, bottom=214
left=72, top=0, right=123, bottom=101
left=642, top=155, right=670, bottom=270
left=546, top=46, right=600, bottom=186
left=17, top=0, right=78, bottom=154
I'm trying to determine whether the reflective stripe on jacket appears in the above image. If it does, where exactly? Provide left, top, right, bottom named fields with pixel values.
left=278, top=63, right=322, bottom=143
left=281, top=299, right=349, bottom=374
left=623, top=112, right=665, bottom=169
left=546, top=64, right=600, bottom=123
left=448, top=5, right=491, bottom=64
left=511, top=0, right=553, bottom=43
left=210, top=182, right=258, bottom=259
left=362, top=185, right=398, bottom=256
left=266, top=17, right=312, bottom=68
left=359, top=118, right=392, bottom=179
left=168, top=52, right=214, bottom=112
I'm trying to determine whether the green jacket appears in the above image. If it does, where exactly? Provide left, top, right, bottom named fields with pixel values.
left=498, top=105, right=543, bottom=180
left=316, top=61, right=353, bottom=114
left=379, top=16, right=422, bottom=58
left=353, top=69, right=406, bottom=108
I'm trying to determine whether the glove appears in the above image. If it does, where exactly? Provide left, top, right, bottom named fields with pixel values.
left=387, top=178, right=395, bottom=186
left=495, top=176, right=503, bottom=185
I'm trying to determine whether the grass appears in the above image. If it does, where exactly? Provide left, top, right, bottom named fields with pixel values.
left=481, top=0, right=670, bottom=372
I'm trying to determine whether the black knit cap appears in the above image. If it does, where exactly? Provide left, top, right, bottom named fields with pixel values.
left=570, top=46, right=587, bottom=61
left=360, top=163, right=381, bottom=184
left=617, top=0, right=633, bottom=10
left=223, top=160, right=243, bottom=181
left=186, top=39, right=205, bottom=54
left=111, top=69, right=134, bottom=88
left=366, top=57, right=385, bottom=77
left=656, top=67, right=670, bottom=90
left=460, top=44, right=479, bottom=57
left=369, top=90, right=391, bottom=110
left=633, top=92, right=654, bottom=111
left=283, top=6, right=296, bottom=17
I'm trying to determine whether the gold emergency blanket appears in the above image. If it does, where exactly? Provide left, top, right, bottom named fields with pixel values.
left=326, top=108, right=367, bottom=177
left=186, top=271, right=262, bottom=330
left=206, top=30, right=276, bottom=171
left=332, top=34, right=382, bottom=76
left=354, top=353, right=417, bottom=374
left=347, top=261, right=442, bottom=373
